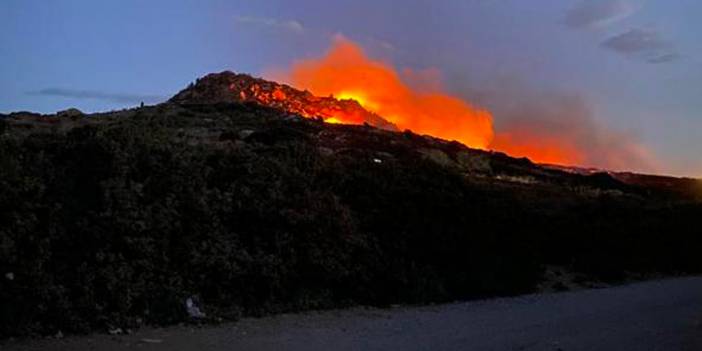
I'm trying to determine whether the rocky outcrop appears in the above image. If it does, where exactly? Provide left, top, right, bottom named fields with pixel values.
left=170, top=71, right=398, bottom=131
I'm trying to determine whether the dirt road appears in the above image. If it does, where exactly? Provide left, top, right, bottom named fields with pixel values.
left=6, top=277, right=702, bottom=351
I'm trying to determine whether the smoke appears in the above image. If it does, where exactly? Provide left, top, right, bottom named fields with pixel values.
left=273, top=37, right=658, bottom=172
left=454, top=77, right=658, bottom=172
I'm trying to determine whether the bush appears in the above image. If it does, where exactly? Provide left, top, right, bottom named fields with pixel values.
left=0, top=104, right=700, bottom=337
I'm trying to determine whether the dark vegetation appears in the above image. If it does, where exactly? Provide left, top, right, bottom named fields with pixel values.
left=1, top=100, right=701, bottom=338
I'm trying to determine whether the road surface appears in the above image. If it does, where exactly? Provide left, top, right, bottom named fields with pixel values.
left=5, top=277, right=702, bottom=351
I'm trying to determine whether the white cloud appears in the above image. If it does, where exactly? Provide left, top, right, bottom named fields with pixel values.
left=234, top=15, right=304, bottom=34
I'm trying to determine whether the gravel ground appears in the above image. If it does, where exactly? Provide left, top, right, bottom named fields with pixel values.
left=5, top=277, right=702, bottom=351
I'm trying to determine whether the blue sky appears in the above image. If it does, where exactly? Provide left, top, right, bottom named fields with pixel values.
left=1, top=0, right=700, bottom=176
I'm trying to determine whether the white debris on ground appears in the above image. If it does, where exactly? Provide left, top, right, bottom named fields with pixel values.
left=186, top=297, right=206, bottom=318
left=140, top=338, right=163, bottom=344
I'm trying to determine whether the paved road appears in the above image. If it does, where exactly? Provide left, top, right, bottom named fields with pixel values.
left=6, top=277, right=702, bottom=351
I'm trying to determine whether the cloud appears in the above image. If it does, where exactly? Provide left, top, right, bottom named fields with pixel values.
left=565, top=0, right=636, bottom=29
left=600, top=28, right=679, bottom=64
left=29, top=88, right=165, bottom=104
left=234, top=15, right=304, bottom=34
left=645, top=53, right=679, bottom=64
left=601, top=28, right=665, bottom=52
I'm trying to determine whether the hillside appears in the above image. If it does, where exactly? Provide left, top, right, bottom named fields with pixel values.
left=0, top=72, right=701, bottom=337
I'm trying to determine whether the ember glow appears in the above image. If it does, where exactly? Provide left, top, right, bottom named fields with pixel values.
left=279, top=37, right=494, bottom=149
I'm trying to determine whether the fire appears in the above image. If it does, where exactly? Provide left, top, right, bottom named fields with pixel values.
left=271, top=36, right=616, bottom=167
left=277, top=36, right=494, bottom=149
left=491, top=132, right=585, bottom=166
left=336, top=91, right=380, bottom=111
left=324, top=117, right=343, bottom=124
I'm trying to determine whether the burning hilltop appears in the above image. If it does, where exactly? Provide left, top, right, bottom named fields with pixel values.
left=169, top=67, right=656, bottom=176
left=167, top=36, right=655, bottom=175
left=169, top=69, right=495, bottom=153
left=170, top=71, right=398, bottom=131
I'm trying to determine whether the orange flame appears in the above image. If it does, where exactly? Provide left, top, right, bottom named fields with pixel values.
left=491, top=132, right=586, bottom=166
left=278, top=36, right=494, bottom=149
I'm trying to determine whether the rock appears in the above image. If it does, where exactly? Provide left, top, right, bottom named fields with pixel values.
left=57, top=108, right=84, bottom=118
left=5, top=272, right=14, bottom=281
left=108, top=327, right=123, bottom=335
left=238, top=129, right=255, bottom=139
left=54, top=330, right=64, bottom=339
left=186, top=297, right=206, bottom=318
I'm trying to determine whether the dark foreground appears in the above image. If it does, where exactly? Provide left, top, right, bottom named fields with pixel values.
left=2, top=76, right=701, bottom=335
left=6, top=277, right=702, bottom=351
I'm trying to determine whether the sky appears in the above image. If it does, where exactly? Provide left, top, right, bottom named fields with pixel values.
left=1, top=0, right=700, bottom=177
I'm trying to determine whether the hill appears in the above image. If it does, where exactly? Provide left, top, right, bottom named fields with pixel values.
left=0, top=72, right=700, bottom=337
